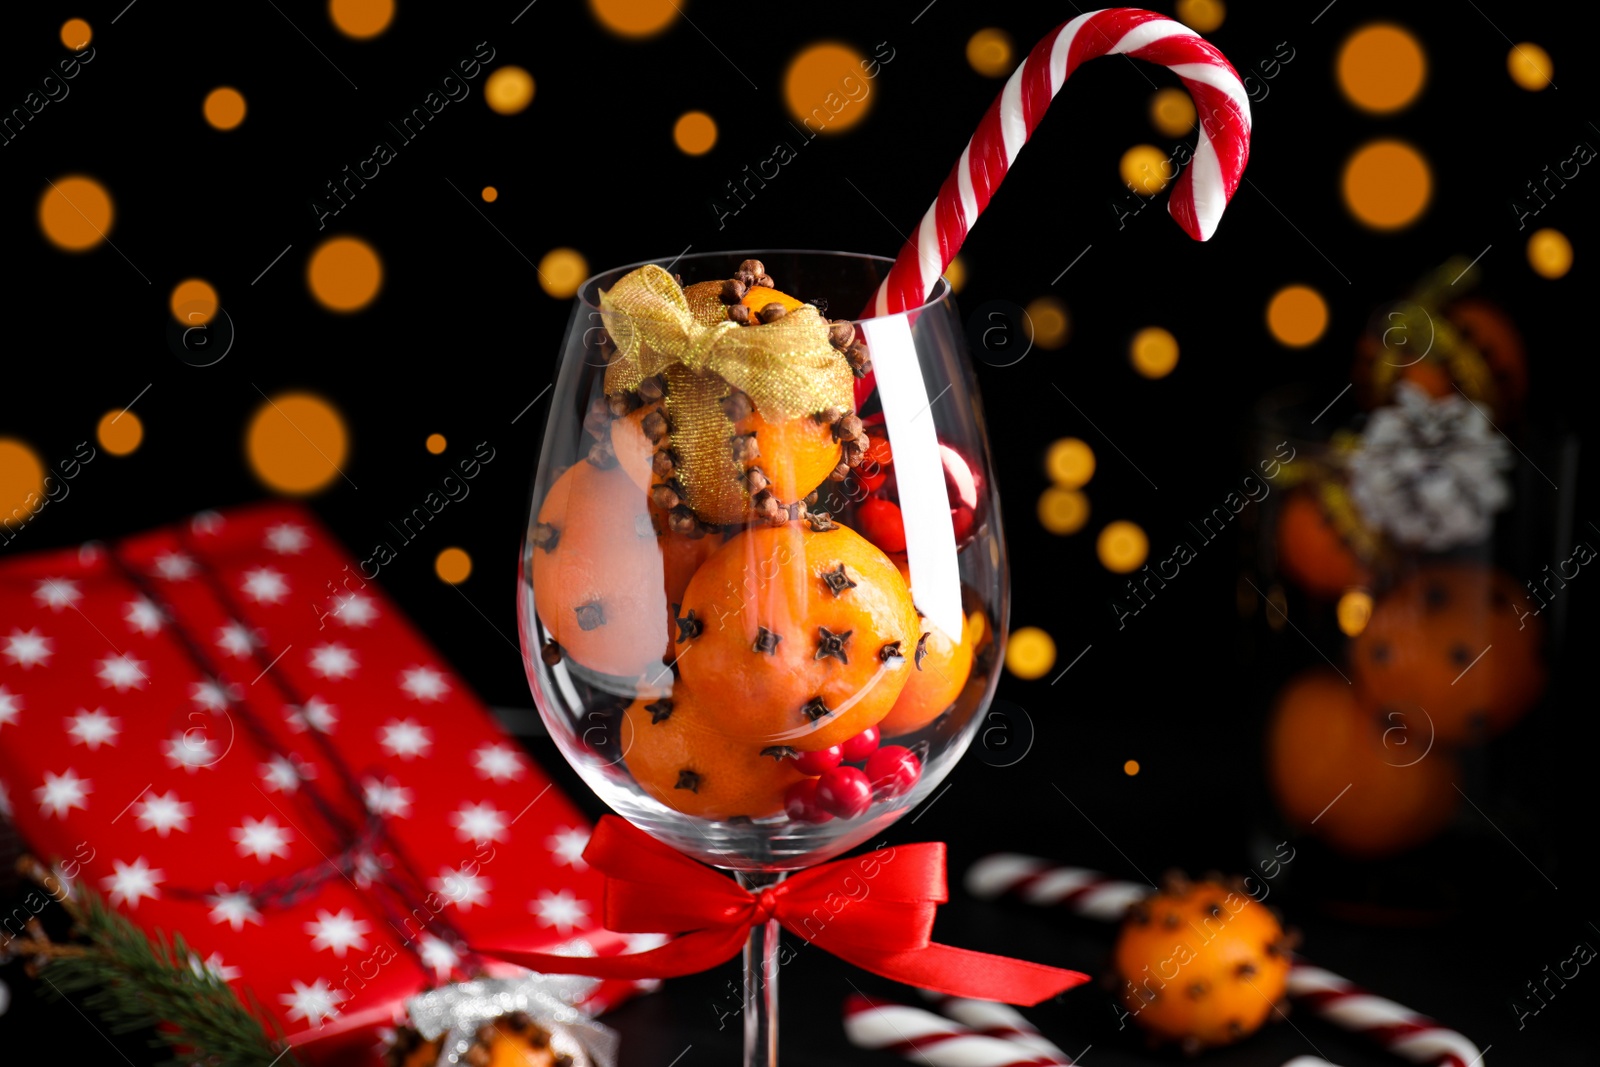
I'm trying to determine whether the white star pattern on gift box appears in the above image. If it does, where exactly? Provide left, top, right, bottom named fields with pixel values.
left=215, top=621, right=260, bottom=659
left=189, top=951, right=243, bottom=984
left=418, top=935, right=462, bottom=978
left=622, top=932, right=671, bottom=955
left=207, top=887, right=264, bottom=930
left=351, top=849, right=391, bottom=889
left=191, top=510, right=226, bottom=536
left=285, top=697, right=338, bottom=734
left=546, top=826, right=590, bottom=870
left=264, top=523, right=311, bottom=555
left=305, top=907, right=371, bottom=957
left=96, top=653, right=149, bottom=691
left=450, top=801, right=509, bottom=844
left=378, top=718, right=432, bottom=760
left=4, top=628, right=53, bottom=669
left=32, top=577, right=82, bottom=612
left=231, top=815, right=294, bottom=863
left=530, top=889, right=591, bottom=934
left=430, top=864, right=491, bottom=910
left=472, top=742, right=524, bottom=783
left=362, top=775, right=414, bottom=818
left=162, top=729, right=218, bottom=772
left=330, top=592, right=379, bottom=628
left=189, top=679, right=236, bottom=712
left=103, top=857, right=163, bottom=910
left=0, top=686, right=20, bottom=729
left=399, top=665, right=450, bottom=702
left=241, top=567, right=289, bottom=604
left=65, top=707, right=120, bottom=750
left=123, top=597, right=165, bottom=636
left=260, top=754, right=316, bottom=794
left=35, top=768, right=91, bottom=818
left=151, top=551, right=199, bottom=581
left=135, top=789, right=193, bottom=836
left=281, top=978, right=347, bottom=1026
left=308, top=643, right=358, bottom=680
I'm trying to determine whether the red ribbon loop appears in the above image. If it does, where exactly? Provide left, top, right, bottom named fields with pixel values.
left=476, top=816, right=1087, bottom=1006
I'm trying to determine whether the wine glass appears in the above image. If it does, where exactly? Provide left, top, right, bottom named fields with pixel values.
left=517, top=250, right=1007, bottom=1065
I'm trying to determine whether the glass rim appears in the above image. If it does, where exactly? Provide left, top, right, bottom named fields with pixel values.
left=574, top=248, right=953, bottom=320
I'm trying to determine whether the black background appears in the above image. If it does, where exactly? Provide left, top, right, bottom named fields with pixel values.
left=1, top=1, right=1595, bottom=1063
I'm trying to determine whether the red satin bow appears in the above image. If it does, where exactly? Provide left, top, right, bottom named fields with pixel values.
left=477, top=816, right=1086, bottom=1006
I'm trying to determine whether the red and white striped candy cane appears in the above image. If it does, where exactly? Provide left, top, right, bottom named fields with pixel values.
left=844, top=995, right=1066, bottom=1067
left=868, top=7, right=1252, bottom=318
left=918, top=990, right=1076, bottom=1063
left=965, top=855, right=1485, bottom=1067
left=965, top=854, right=1151, bottom=921
left=1288, top=966, right=1484, bottom=1067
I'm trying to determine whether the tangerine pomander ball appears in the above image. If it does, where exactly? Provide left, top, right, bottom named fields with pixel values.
left=1276, top=488, right=1371, bottom=599
left=876, top=558, right=976, bottom=737
left=674, top=520, right=920, bottom=750
left=619, top=686, right=807, bottom=820
left=530, top=459, right=668, bottom=679
left=1351, top=563, right=1544, bottom=743
left=1113, top=875, right=1293, bottom=1053
left=1267, top=669, right=1459, bottom=859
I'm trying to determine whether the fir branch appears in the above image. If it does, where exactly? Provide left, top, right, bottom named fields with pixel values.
left=30, top=876, right=303, bottom=1067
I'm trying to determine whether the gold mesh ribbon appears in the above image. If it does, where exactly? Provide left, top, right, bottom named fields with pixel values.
left=597, top=265, right=853, bottom=522
left=599, top=265, right=853, bottom=423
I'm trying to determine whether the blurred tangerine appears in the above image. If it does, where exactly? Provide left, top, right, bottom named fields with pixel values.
left=1005, top=627, right=1056, bottom=680
left=1266, top=285, right=1328, bottom=347
left=966, top=29, right=1014, bottom=77
left=1129, top=326, right=1179, bottom=378
left=60, top=18, right=92, bottom=49
left=0, top=440, right=45, bottom=515
left=1098, top=521, right=1148, bottom=573
left=1149, top=88, right=1195, bottom=136
left=538, top=248, right=588, bottom=299
left=435, top=548, right=473, bottom=584
left=1508, top=43, right=1554, bottom=90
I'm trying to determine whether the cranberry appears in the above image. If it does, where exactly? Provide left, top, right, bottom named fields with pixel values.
left=784, top=779, right=833, bottom=823
left=858, top=433, right=894, bottom=493
left=865, top=745, right=921, bottom=798
left=815, top=766, right=873, bottom=819
left=793, top=745, right=843, bottom=776
left=839, top=726, right=880, bottom=763
left=857, top=498, right=906, bottom=554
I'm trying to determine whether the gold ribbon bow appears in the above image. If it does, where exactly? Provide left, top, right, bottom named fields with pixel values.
left=599, top=264, right=854, bottom=424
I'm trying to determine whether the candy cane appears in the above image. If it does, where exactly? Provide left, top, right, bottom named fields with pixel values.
left=844, top=995, right=1066, bottom=1067
left=1288, top=966, right=1484, bottom=1067
left=965, top=855, right=1486, bottom=1067
left=868, top=7, right=1252, bottom=318
left=965, top=854, right=1151, bottom=921
left=917, top=991, right=1075, bottom=1063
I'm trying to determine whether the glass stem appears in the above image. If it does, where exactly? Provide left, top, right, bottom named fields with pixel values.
left=736, top=870, right=785, bottom=1067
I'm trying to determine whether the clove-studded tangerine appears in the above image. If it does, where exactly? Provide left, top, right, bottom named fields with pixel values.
left=1351, top=562, right=1544, bottom=743
left=676, top=521, right=920, bottom=750
left=603, top=267, right=869, bottom=525
left=877, top=583, right=978, bottom=737
left=619, top=686, right=807, bottom=820
left=530, top=459, right=668, bottom=679
left=1112, top=874, right=1294, bottom=1053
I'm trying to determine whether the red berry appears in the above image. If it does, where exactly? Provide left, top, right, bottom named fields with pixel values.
left=865, top=745, right=921, bottom=797
left=784, top=779, right=834, bottom=823
left=815, top=766, right=873, bottom=819
left=856, top=498, right=906, bottom=554
left=858, top=433, right=894, bottom=493
left=839, top=726, right=880, bottom=763
left=793, top=745, right=843, bottom=776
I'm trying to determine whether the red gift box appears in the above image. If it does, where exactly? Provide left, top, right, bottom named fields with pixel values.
left=0, top=503, right=641, bottom=1062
